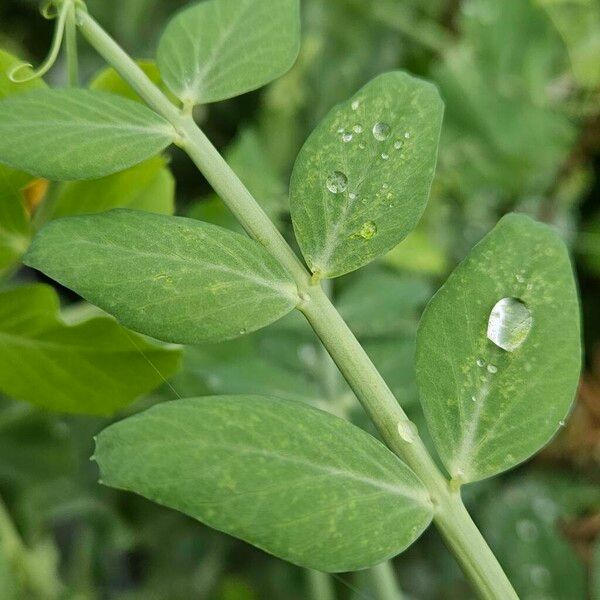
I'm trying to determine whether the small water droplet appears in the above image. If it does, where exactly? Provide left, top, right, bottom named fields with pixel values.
left=516, top=519, right=539, bottom=542
left=353, top=124, right=363, bottom=134
left=239, top=328, right=247, bottom=335
left=476, top=358, right=485, bottom=367
left=487, top=364, right=498, bottom=374
left=326, top=171, right=348, bottom=194
left=348, top=192, right=357, bottom=200
left=404, top=131, right=410, bottom=139
left=487, top=297, right=533, bottom=352
left=352, top=221, right=377, bottom=240
left=342, top=133, right=353, bottom=143
left=381, top=152, right=389, bottom=160
left=516, top=273, right=525, bottom=283
left=337, top=127, right=345, bottom=133
left=397, top=420, right=418, bottom=443
left=471, top=395, right=477, bottom=402
left=372, top=121, right=391, bottom=141
left=529, top=565, right=551, bottom=589
left=394, top=140, right=403, bottom=150
left=358, top=142, right=366, bottom=150
left=351, top=100, right=360, bottom=111
left=559, top=419, right=566, bottom=427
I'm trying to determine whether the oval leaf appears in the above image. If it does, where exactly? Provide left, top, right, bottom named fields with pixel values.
left=0, top=89, right=174, bottom=180
left=290, top=71, right=443, bottom=279
left=415, top=214, right=581, bottom=483
left=24, top=209, right=299, bottom=344
left=0, top=284, right=181, bottom=415
left=94, top=395, right=433, bottom=572
left=157, top=0, right=300, bottom=105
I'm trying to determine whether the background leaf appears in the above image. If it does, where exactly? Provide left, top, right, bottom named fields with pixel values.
left=25, top=210, right=299, bottom=344
left=0, top=285, right=181, bottom=415
left=416, top=214, right=581, bottom=482
left=94, top=395, right=433, bottom=572
left=290, top=71, right=443, bottom=278
left=0, top=89, right=173, bottom=180
left=156, top=0, right=300, bottom=105
left=48, top=156, right=175, bottom=220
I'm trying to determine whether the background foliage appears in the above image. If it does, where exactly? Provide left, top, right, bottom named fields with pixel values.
left=0, top=0, right=599, bottom=598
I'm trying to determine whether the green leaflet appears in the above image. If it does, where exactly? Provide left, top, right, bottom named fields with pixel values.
left=0, top=89, right=174, bottom=180
left=0, top=49, right=45, bottom=101
left=536, top=0, right=600, bottom=88
left=90, top=60, right=171, bottom=103
left=94, top=396, right=433, bottom=572
left=0, top=166, right=32, bottom=276
left=49, top=156, right=175, bottom=220
left=24, top=210, right=299, bottom=344
left=0, top=285, right=181, bottom=415
left=290, top=72, right=443, bottom=278
left=416, top=214, right=581, bottom=483
left=156, top=0, right=300, bottom=105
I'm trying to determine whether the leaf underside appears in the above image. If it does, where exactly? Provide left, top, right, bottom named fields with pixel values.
left=94, top=395, right=433, bottom=572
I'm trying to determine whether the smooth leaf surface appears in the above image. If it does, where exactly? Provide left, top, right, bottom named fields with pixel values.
left=416, top=214, right=581, bottom=482
left=157, top=0, right=300, bottom=105
left=94, top=395, right=433, bottom=571
left=0, top=89, right=174, bottom=180
left=290, top=71, right=443, bottom=278
left=0, top=285, right=181, bottom=415
left=49, top=156, right=175, bottom=220
left=25, top=210, right=299, bottom=344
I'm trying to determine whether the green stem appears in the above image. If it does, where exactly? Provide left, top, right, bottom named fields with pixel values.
left=369, top=562, right=404, bottom=600
left=76, top=10, right=517, bottom=600
left=65, top=1, right=79, bottom=87
left=307, top=570, right=336, bottom=600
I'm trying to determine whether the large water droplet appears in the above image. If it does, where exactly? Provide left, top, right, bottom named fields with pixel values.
left=487, top=297, right=532, bottom=352
left=397, top=420, right=418, bottom=444
left=372, top=122, right=391, bottom=141
left=326, top=171, right=348, bottom=194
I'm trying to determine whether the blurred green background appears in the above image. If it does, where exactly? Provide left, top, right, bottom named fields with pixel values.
left=0, top=0, right=599, bottom=598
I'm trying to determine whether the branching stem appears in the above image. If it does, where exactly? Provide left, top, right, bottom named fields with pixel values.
left=75, top=9, right=517, bottom=600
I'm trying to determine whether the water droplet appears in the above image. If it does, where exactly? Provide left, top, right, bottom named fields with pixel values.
left=487, top=297, right=533, bottom=352
left=487, top=364, right=498, bottom=374
left=516, top=273, right=525, bottom=283
left=337, top=127, right=345, bottom=133
left=239, top=328, right=247, bottom=335
left=351, top=100, right=360, bottom=111
left=516, top=519, right=539, bottom=542
left=372, top=121, right=391, bottom=141
left=559, top=419, right=566, bottom=427
left=353, top=124, right=363, bottom=134
left=326, top=171, right=348, bottom=194
left=352, top=221, right=377, bottom=240
left=471, top=395, right=477, bottom=402
left=342, top=133, right=353, bottom=143
left=348, top=192, right=357, bottom=200
left=381, top=153, right=389, bottom=160
left=404, top=131, right=410, bottom=139
left=397, top=420, right=418, bottom=443
left=358, top=143, right=366, bottom=150
left=529, top=565, right=551, bottom=589
left=394, top=140, right=403, bottom=150
left=476, top=358, right=485, bottom=367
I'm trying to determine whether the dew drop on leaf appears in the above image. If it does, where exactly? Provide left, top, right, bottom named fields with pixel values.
left=487, top=364, right=498, bottom=374
left=351, top=100, right=360, bottom=111
left=353, top=125, right=363, bottom=134
left=487, top=297, right=532, bottom=352
left=476, top=358, right=485, bottom=367
left=381, top=153, right=389, bottom=160
left=372, top=121, right=391, bottom=141
left=351, top=221, right=378, bottom=240
left=397, top=420, right=418, bottom=444
left=342, top=133, right=353, bottom=143
left=326, top=171, right=348, bottom=194
left=394, top=140, right=403, bottom=150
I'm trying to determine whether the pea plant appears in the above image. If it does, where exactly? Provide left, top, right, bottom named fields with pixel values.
left=0, top=0, right=582, bottom=598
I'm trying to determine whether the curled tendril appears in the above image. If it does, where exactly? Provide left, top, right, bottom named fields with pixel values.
left=8, top=0, right=71, bottom=83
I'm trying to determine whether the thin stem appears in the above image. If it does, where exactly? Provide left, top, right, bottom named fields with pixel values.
left=368, top=562, right=404, bottom=600
left=65, top=1, right=79, bottom=87
left=76, top=10, right=517, bottom=600
left=307, top=570, right=336, bottom=600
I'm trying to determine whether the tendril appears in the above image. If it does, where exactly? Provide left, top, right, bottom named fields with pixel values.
left=8, top=0, right=71, bottom=83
